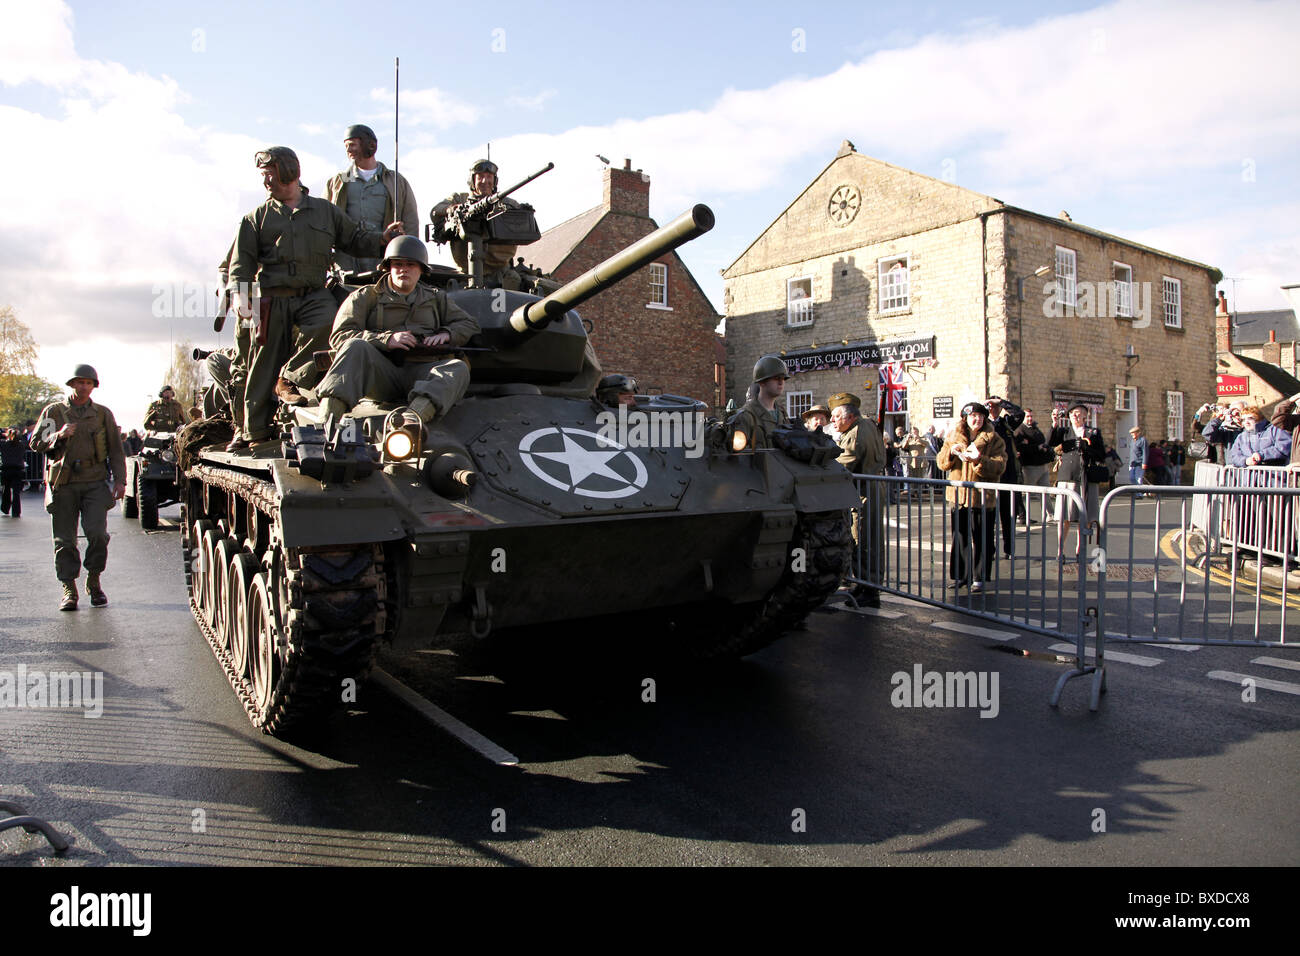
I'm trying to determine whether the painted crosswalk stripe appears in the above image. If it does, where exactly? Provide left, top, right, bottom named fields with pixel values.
left=1250, top=657, right=1300, bottom=671
left=880, top=593, right=927, bottom=607
left=933, top=621, right=1020, bottom=642
left=1104, top=632, right=1200, bottom=650
left=1207, top=671, right=1300, bottom=696
left=1048, top=643, right=1162, bottom=667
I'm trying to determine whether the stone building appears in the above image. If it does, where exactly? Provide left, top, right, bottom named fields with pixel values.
left=525, top=159, right=723, bottom=409
left=723, top=142, right=1220, bottom=464
left=1214, top=292, right=1300, bottom=411
left=1228, top=285, right=1300, bottom=381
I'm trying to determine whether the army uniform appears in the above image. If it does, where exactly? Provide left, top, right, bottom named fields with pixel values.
left=143, top=397, right=188, bottom=431
left=228, top=188, right=388, bottom=441
left=729, top=399, right=788, bottom=450
left=31, top=395, right=126, bottom=589
left=317, top=277, right=481, bottom=421
left=831, top=394, right=887, bottom=589
left=325, top=163, right=419, bottom=274
left=431, top=192, right=523, bottom=289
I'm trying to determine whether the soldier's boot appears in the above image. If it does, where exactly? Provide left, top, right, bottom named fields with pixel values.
left=274, top=377, right=308, bottom=407
left=59, top=581, right=78, bottom=612
left=319, top=397, right=350, bottom=424
left=407, top=396, right=440, bottom=426
left=87, top=573, right=108, bottom=608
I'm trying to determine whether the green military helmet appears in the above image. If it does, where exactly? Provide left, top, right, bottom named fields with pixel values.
left=596, top=373, right=637, bottom=404
left=752, top=354, right=789, bottom=383
left=159, top=385, right=175, bottom=398
left=467, top=158, right=498, bottom=192
left=345, top=124, right=378, bottom=148
left=254, top=146, right=300, bottom=183
left=380, top=235, right=431, bottom=273
left=67, top=364, right=99, bottom=386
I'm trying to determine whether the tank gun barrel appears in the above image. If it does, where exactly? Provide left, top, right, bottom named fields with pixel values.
left=506, top=204, right=714, bottom=342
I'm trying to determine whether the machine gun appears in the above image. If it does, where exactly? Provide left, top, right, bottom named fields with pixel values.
left=427, top=162, right=554, bottom=289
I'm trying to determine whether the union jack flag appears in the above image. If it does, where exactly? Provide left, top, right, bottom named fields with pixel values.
left=879, top=362, right=907, bottom=413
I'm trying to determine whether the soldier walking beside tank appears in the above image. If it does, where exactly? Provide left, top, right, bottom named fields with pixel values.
left=729, top=355, right=790, bottom=450
left=226, top=147, right=403, bottom=449
left=430, top=159, right=525, bottom=290
left=144, top=386, right=188, bottom=431
left=316, top=236, right=480, bottom=426
left=30, top=366, right=127, bottom=610
left=830, top=393, right=886, bottom=607
left=325, top=124, right=420, bottom=277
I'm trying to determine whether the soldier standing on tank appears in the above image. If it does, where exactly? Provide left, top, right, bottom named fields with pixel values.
left=325, top=124, right=420, bottom=277
left=596, top=374, right=638, bottom=408
left=143, top=386, right=188, bottom=431
left=430, top=159, right=523, bottom=290
left=315, top=236, right=480, bottom=427
left=830, top=393, right=886, bottom=607
left=728, top=355, right=790, bottom=450
left=226, top=147, right=404, bottom=449
left=30, top=365, right=127, bottom=610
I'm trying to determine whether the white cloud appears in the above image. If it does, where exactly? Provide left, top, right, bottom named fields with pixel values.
left=506, top=89, right=557, bottom=112
left=368, top=85, right=478, bottom=129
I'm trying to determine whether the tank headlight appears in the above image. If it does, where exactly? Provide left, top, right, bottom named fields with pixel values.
left=731, top=429, right=748, bottom=452
left=384, top=429, right=415, bottom=460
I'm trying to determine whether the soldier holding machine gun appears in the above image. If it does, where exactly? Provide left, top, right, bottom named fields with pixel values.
left=430, top=159, right=552, bottom=290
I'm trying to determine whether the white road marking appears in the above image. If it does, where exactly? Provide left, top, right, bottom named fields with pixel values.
left=1048, top=643, right=1162, bottom=666
left=1252, top=656, right=1300, bottom=671
left=1104, top=631, right=1201, bottom=650
left=372, top=668, right=519, bottom=765
left=1207, top=671, right=1300, bottom=696
left=839, top=606, right=906, bottom=619
left=880, top=593, right=928, bottom=607
left=933, top=621, right=1020, bottom=642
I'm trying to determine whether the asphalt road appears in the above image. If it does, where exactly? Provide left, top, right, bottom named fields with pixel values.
left=1, top=488, right=1297, bottom=868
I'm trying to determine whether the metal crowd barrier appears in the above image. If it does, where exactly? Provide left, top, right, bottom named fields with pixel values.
left=846, top=471, right=1298, bottom=711
left=23, top=449, right=44, bottom=491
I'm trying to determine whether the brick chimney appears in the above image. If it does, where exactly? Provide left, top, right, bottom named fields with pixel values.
left=603, top=157, right=649, bottom=217
left=1262, top=328, right=1282, bottom=366
left=1215, top=311, right=1233, bottom=354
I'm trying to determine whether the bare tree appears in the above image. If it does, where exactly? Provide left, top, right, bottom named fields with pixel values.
left=163, top=341, right=206, bottom=410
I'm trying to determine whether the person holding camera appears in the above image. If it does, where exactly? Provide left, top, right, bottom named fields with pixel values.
left=1048, top=403, right=1106, bottom=556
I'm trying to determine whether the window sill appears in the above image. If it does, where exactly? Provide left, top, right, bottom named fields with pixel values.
left=879, top=307, right=912, bottom=318
left=646, top=303, right=673, bottom=311
left=784, top=322, right=814, bottom=331
left=1163, top=323, right=1185, bottom=334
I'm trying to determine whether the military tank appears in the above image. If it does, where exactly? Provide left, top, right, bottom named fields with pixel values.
left=179, top=204, right=859, bottom=735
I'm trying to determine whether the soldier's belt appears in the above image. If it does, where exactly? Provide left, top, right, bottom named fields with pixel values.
left=264, top=287, right=320, bottom=298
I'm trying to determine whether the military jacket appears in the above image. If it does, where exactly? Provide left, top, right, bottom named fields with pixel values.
left=330, top=278, right=481, bottom=352
left=325, top=164, right=419, bottom=240
left=144, top=398, right=187, bottom=432
left=835, top=418, right=886, bottom=477
left=31, top=397, right=126, bottom=488
left=729, top=398, right=787, bottom=451
left=229, top=189, right=387, bottom=293
left=433, top=192, right=521, bottom=274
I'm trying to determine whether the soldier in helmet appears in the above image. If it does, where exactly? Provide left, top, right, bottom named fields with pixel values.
left=325, top=124, right=420, bottom=276
left=596, top=373, right=638, bottom=408
left=226, top=146, right=405, bottom=449
left=143, top=386, right=189, bottom=431
left=830, top=392, right=886, bottom=607
left=30, top=365, right=127, bottom=610
left=429, top=159, right=523, bottom=290
left=728, top=355, right=790, bottom=450
left=315, top=235, right=480, bottom=427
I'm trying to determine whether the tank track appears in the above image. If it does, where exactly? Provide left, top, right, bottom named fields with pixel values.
left=687, top=509, right=852, bottom=660
left=185, top=463, right=386, bottom=736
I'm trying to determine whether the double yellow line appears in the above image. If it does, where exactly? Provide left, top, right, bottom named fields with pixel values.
left=1158, top=529, right=1300, bottom=609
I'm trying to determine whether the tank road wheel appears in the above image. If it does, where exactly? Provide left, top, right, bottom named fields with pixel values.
left=189, top=519, right=215, bottom=609
left=212, top=538, right=238, bottom=654
left=226, top=552, right=258, bottom=679
left=138, top=473, right=159, bottom=530
left=247, top=572, right=278, bottom=716
left=198, top=529, right=222, bottom=628
left=678, top=509, right=852, bottom=661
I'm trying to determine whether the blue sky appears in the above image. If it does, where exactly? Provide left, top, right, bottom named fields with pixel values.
left=1, top=0, right=1297, bottom=426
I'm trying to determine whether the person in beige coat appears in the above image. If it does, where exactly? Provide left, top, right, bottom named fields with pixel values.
left=936, top=402, right=1007, bottom=591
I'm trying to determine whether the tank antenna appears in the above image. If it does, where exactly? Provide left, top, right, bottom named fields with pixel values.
left=394, top=56, right=401, bottom=234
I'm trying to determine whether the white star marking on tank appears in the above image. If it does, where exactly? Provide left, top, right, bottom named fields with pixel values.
left=517, top=427, right=648, bottom=499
